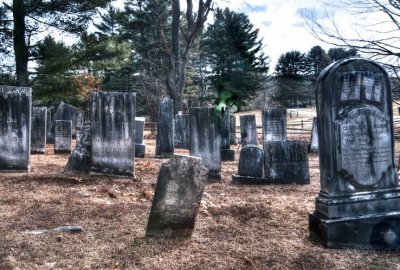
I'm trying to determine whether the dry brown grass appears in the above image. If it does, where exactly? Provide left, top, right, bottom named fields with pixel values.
left=1, top=108, right=400, bottom=270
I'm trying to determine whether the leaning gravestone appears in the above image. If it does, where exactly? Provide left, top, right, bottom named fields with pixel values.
left=309, top=117, right=319, bottom=153
left=135, top=117, right=146, bottom=157
left=264, top=140, right=309, bottom=184
left=174, top=113, right=190, bottom=149
left=64, top=126, right=91, bottom=174
left=221, top=112, right=235, bottom=161
left=309, top=58, right=400, bottom=249
left=262, top=108, right=287, bottom=144
left=31, top=107, right=47, bottom=154
left=54, top=120, right=72, bottom=154
left=232, top=145, right=264, bottom=184
left=0, top=86, right=32, bottom=172
left=240, top=114, right=258, bottom=145
left=190, top=107, right=221, bottom=181
left=146, top=155, right=208, bottom=237
left=90, top=92, right=136, bottom=177
left=156, top=97, right=174, bottom=157
left=229, top=115, right=237, bottom=145
left=48, top=101, right=82, bottom=143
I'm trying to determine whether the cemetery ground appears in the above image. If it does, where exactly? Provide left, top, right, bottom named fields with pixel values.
left=1, top=109, right=400, bottom=269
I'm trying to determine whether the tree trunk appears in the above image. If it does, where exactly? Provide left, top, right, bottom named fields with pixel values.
left=13, top=0, right=30, bottom=86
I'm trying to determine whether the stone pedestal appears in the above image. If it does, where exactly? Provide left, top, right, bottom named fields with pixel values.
left=309, top=58, right=400, bottom=249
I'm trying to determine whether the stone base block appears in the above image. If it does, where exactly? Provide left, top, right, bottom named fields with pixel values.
left=54, top=149, right=71, bottom=154
left=221, top=149, right=235, bottom=161
left=232, top=174, right=309, bottom=185
left=31, top=148, right=46, bottom=154
left=309, top=211, right=400, bottom=250
left=135, top=143, right=146, bottom=158
left=207, top=171, right=221, bottom=182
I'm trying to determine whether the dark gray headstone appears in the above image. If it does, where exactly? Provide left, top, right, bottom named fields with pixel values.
left=31, top=107, right=47, bottom=154
left=0, top=86, right=32, bottom=172
left=146, top=155, right=208, bottom=238
left=135, top=117, right=146, bottom=158
left=156, top=97, right=174, bottom=157
left=262, top=108, right=287, bottom=144
left=232, top=145, right=264, bottom=184
left=64, top=126, right=91, bottom=174
left=239, top=115, right=258, bottom=145
left=309, top=58, right=400, bottom=249
left=309, top=117, right=318, bottom=153
left=46, top=109, right=52, bottom=142
left=90, top=92, right=136, bottom=177
left=190, top=107, right=221, bottom=181
left=174, top=113, right=190, bottom=149
left=54, top=120, right=72, bottom=154
left=221, top=112, right=234, bottom=161
left=48, top=102, right=81, bottom=143
left=264, top=140, right=309, bottom=184
left=229, top=115, right=237, bottom=145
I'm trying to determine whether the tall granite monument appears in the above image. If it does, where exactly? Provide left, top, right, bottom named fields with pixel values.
left=90, top=92, right=136, bottom=177
left=190, top=107, right=221, bottom=181
left=0, top=86, right=32, bottom=172
left=31, top=107, right=47, bottom=154
left=156, top=97, right=174, bottom=157
left=309, top=58, right=400, bottom=249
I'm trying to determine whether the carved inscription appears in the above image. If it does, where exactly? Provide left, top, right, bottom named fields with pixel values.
left=266, top=119, right=284, bottom=141
left=338, top=107, right=391, bottom=186
left=341, top=71, right=382, bottom=102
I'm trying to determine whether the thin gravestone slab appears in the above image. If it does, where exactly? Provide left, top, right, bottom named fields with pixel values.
left=0, top=86, right=32, bottom=172
left=64, top=126, right=91, bottom=174
left=230, top=115, right=237, bottom=145
left=262, top=108, right=287, bottom=144
left=232, top=144, right=265, bottom=184
left=90, top=92, right=136, bottom=177
left=309, top=58, right=400, bottom=249
left=221, top=112, right=234, bottom=161
left=174, top=113, right=190, bottom=149
left=156, top=97, right=174, bottom=157
left=135, top=117, right=146, bottom=157
left=146, top=155, right=208, bottom=238
left=31, top=107, right=47, bottom=154
left=54, top=120, right=72, bottom=154
left=239, top=114, right=258, bottom=145
left=48, top=102, right=81, bottom=143
left=309, top=117, right=318, bottom=153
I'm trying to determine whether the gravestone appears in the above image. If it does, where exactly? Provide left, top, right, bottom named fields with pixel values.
left=48, top=102, right=82, bottom=143
left=135, top=117, right=146, bottom=157
left=309, top=117, right=319, bottom=153
left=221, top=112, right=235, bottom=161
left=156, top=97, right=174, bottom=157
left=64, top=126, right=91, bottom=174
left=54, top=120, right=72, bottom=154
left=190, top=107, right=221, bottom=181
left=240, top=114, right=258, bottom=145
left=264, top=140, right=309, bottom=184
left=174, top=113, right=190, bottom=149
left=31, top=107, right=47, bottom=154
left=262, top=108, right=287, bottom=144
left=0, top=86, right=32, bottom=172
left=232, top=145, right=264, bottom=184
left=229, top=115, right=237, bottom=145
left=309, top=58, right=400, bottom=249
left=146, top=155, right=208, bottom=238
left=90, top=92, right=136, bottom=177
left=46, top=108, right=52, bottom=143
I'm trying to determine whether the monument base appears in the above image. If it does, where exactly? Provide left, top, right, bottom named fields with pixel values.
left=232, top=175, right=309, bottom=185
left=54, top=149, right=71, bottom=154
left=309, top=211, right=400, bottom=250
left=31, top=148, right=46, bottom=154
left=135, top=143, right=146, bottom=158
left=207, top=171, right=221, bottom=182
left=221, top=149, right=235, bottom=161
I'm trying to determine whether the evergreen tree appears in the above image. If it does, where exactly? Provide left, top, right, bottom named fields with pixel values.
left=304, top=45, right=332, bottom=80
left=328, top=47, right=358, bottom=62
left=201, top=8, right=269, bottom=111
left=275, top=50, right=307, bottom=78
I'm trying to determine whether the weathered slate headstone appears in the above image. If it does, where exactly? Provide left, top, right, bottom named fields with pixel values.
left=31, top=107, right=47, bottom=154
left=264, top=140, right=309, bottom=184
left=156, top=97, right=174, bottom=157
left=190, top=107, right=221, bottom=181
left=54, top=120, right=72, bottom=154
left=309, top=58, right=400, bottom=249
left=232, top=145, right=264, bottom=184
left=135, top=117, right=146, bottom=157
left=46, top=108, right=52, bottom=142
left=262, top=108, right=287, bottom=144
left=90, top=92, right=136, bottom=177
left=146, top=155, right=208, bottom=237
left=221, top=112, right=235, bottom=161
left=239, top=114, right=258, bottom=145
left=309, top=117, right=318, bottom=153
left=0, top=86, right=32, bottom=172
left=229, top=115, right=237, bottom=145
left=48, top=102, right=82, bottom=143
left=174, top=113, right=190, bottom=149
left=64, top=126, right=91, bottom=174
